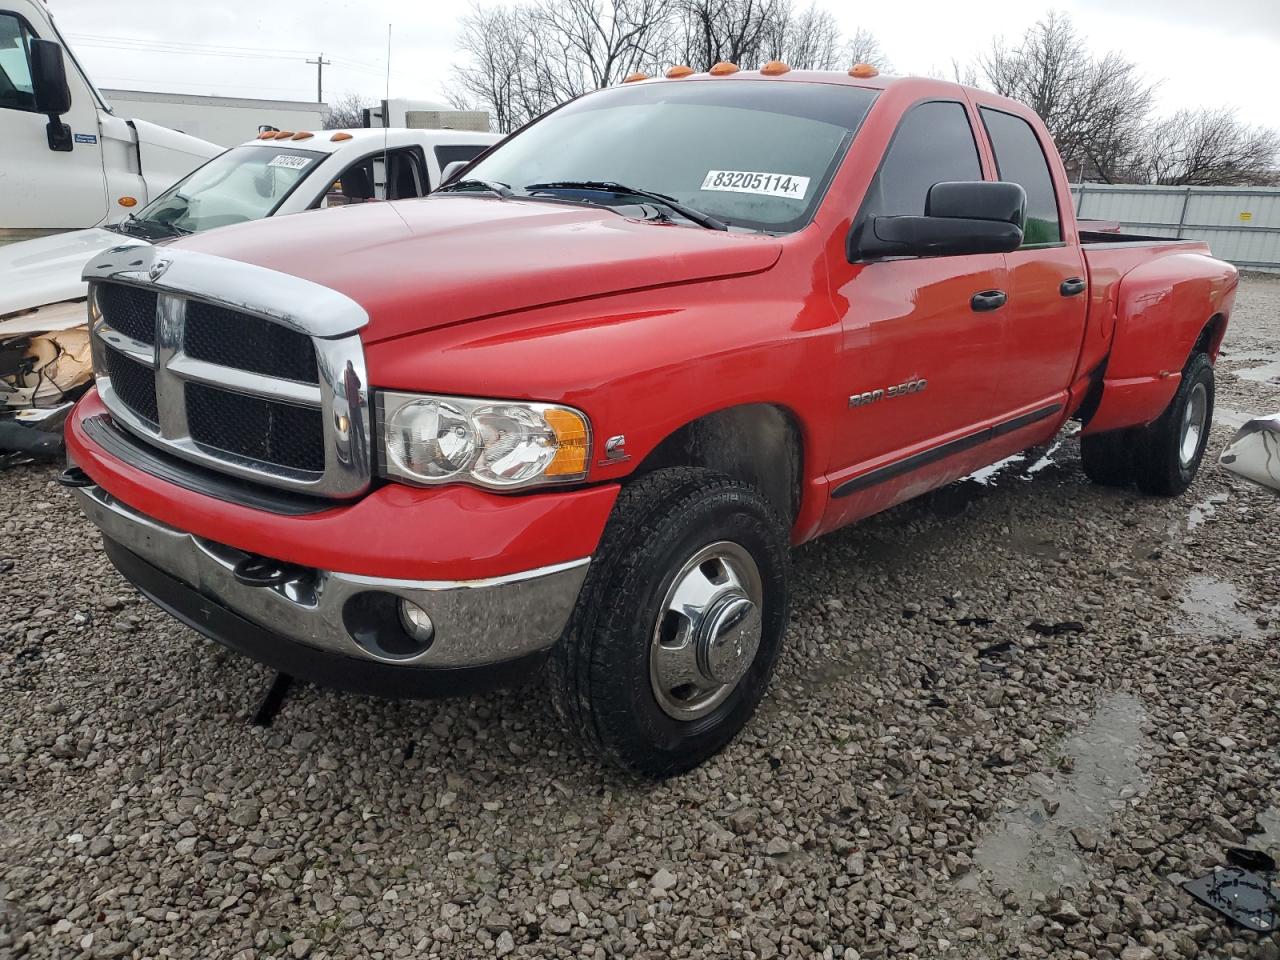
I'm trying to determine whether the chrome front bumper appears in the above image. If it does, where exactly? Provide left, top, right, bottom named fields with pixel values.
left=73, top=483, right=589, bottom=670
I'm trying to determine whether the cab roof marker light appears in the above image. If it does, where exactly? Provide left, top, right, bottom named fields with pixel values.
left=622, top=72, right=648, bottom=83
left=709, top=61, right=740, bottom=76
left=274, top=131, right=295, bottom=139
left=331, top=132, right=353, bottom=141
left=665, top=65, right=694, bottom=78
left=760, top=60, right=790, bottom=76
left=292, top=131, right=314, bottom=140
left=849, top=63, right=879, bottom=78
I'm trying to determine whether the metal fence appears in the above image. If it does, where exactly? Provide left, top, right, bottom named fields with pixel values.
left=1069, top=183, right=1280, bottom=274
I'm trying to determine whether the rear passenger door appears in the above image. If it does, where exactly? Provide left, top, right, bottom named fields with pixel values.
left=979, top=107, right=1088, bottom=421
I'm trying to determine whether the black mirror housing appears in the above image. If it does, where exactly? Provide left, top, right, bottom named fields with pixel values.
left=847, top=180, right=1027, bottom=261
left=30, top=39, right=72, bottom=116
left=926, top=180, right=1026, bottom=226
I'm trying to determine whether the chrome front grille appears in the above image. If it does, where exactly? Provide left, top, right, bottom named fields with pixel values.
left=84, top=245, right=371, bottom=498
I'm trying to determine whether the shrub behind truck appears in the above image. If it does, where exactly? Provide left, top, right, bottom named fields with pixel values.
left=63, top=68, right=1236, bottom=777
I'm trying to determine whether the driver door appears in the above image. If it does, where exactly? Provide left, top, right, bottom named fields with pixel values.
left=825, top=99, right=1006, bottom=519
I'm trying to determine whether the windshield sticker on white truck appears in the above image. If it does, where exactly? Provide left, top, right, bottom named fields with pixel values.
left=700, top=170, right=810, bottom=200
left=268, top=154, right=311, bottom=170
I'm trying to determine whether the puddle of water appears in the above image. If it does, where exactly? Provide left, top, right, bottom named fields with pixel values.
left=961, top=694, right=1149, bottom=897
left=1214, top=407, right=1256, bottom=430
left=1235, top=360, right=1280, bottom=385
left=1177, top=575, right=1262, bottom=641
left=1186, top=493, right=1229, bottom=530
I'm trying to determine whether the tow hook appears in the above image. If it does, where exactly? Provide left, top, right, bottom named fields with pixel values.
left=55, top=466, right=95, bottom=488
left=232, top=554, right=312, bottom=588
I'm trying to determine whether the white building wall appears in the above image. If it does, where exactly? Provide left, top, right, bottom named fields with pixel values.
left=100, top=90, right=327, bottom=147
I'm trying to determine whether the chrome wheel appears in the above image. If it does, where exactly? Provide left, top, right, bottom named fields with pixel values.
left=649, top=541, right=764, bottom=721
left=1180, top=381, right=1208, bottom=468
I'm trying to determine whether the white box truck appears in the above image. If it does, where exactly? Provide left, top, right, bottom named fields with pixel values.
left=0, top=0, right=220, bottom=241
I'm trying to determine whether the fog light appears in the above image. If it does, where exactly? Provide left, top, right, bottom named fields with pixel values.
left=398, top=600, right=435, bottom=644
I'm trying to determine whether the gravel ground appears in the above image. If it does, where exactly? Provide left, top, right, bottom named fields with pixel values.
left=3, top=275, right=1279, bottom=960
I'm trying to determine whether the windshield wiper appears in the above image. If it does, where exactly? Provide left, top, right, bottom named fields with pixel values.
left=524, top=181, right=728, bottom=231
left=437, top=178, right=513, bottom=198
left=107, top=213, right=189, bottom=240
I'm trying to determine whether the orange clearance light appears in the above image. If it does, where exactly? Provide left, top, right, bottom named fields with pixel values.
left=292, top=131, right=314, bottom=140
left=117, top=196, right=137, bottom=208
left=665, top=64, right=694, bottom=78
left=849, top=63, right=879, bottom=78
left=330, top=131, right=353, bottom=141
left=761, top=60, right=790, bottom=76
left=709, top=61, right=740, bottom=76
left=257, top=130, right=275, bottom=139
left=542, top=409, right=590, bottom=477
left=274, top=131, right=295, bottom=139
left=622, top=72, right=648, bottom=83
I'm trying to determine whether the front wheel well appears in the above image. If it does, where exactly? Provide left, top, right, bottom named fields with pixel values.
left=631, top=404, right=804, bottom=524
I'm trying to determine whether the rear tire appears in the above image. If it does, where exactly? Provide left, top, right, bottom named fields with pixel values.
left=548, top=468, right=790, bottom=778
left=1080, top=430, right=1134, bottom=487
left=1132, top=352, right=1214, bottom=497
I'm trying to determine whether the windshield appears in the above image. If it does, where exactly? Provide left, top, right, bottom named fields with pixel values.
left=464, top=80, right=876, bottom=232
left=117, top=145, right=326, bottom=239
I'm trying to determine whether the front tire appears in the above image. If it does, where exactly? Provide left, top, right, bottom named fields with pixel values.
left=548, top=468, right=790, bottom=778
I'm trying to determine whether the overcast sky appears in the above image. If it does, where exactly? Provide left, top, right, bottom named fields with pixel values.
left=47, top=0, right=1278, bottom=127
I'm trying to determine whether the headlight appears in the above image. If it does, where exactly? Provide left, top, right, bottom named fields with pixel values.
left=378, top=391, right=591, bottom=489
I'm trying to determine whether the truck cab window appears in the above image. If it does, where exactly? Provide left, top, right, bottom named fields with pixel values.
left=323, top=148, right=428, bottom=207
left=860, top=101, right=982, bottom=219
left=0, top=13, right=36, bottom=112
left=980, top=108, right=1062, bottom=246
left=435, top=143, right=487, bottom=170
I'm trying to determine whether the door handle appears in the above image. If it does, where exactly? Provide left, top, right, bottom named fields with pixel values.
left=1060, top=277, right=1086, bottom=297
left=970, top=290, right=1007, bottom=312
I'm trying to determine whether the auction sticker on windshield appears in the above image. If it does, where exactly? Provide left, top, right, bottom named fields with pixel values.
left=701, top=170, right=810, bottom=199
left=268, top=155, right=311, bottom=170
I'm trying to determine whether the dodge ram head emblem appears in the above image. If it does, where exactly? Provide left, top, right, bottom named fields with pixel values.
left=849, top=378, right=928, bottom=408
left=148, top=258, right=171, bottom=281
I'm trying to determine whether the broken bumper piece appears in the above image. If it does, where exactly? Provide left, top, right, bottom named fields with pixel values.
left=1219, top=414, right=1280, bottom=493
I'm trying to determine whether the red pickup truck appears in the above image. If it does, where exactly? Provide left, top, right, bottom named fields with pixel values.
left=65, top=68, right=1237, bottom=777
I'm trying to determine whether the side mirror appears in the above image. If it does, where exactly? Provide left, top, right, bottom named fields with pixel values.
left=439, top=160, right=468, bottom=185
left=30, top=39, right=71, bottom=116
left=848, top=181, right=1026, bottom=261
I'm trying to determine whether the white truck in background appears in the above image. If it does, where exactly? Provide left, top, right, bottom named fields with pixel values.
left=0, top=0, right=221, bottom=240
left=0, top=126, right=499, bottom=465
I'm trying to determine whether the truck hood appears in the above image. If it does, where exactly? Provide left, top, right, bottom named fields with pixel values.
left=0, top=228, right=145, bottom=319
left=130, top=118, right=222, bottom=166
left=172, top=195, right=784, bottom=344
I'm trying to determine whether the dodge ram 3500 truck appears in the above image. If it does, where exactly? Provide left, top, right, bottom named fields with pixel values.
left=64, top=68, right=1237, bottom=777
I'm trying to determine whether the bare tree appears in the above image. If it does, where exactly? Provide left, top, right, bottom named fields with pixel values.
left=324, top=91, right=375, bottom=130
left=1128, top=109, right=1280, bottom=186
left=979, top=12, right=1156, bottom=182
left=450, top=0, right=887, bottom=132
left=845, top=26, right=888, bottom=70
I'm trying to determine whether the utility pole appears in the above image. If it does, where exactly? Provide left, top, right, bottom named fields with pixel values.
left=306, top=52, right=331, bottom=103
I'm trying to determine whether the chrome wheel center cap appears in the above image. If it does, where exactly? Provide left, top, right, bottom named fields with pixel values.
left=697, top=594, right=762, bottom=686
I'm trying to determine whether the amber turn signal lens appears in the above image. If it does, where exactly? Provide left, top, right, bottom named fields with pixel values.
left=665, top=65, right=694, bottom=78
left=292, top=131, right=314, bottom=140
left=542, top=408, right=590, bottom=477
left=709, top=61, right=740, bottom=76
left=760, top=60, right=790, bottom=76
left=622, top=72, right=648, bottom=83
left=849, top=63, right=879, bottom=78
left=117, top=197, right=137, bottom=207
left=330, top=131, right=353, bottom=141
left=257, top=130, right=275, bottom=139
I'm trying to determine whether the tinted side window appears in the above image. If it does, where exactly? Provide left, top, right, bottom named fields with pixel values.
left=981, top=108, right=1061, bottom=246
left=435, top=143, right=488, bottom=168
left=860, top=101, right=982, bottom=219
left=0, top=13, right=36, bottom=112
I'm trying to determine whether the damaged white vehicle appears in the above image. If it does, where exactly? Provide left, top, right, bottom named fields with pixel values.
left=0, top=127, right=498, bottom=465
left=1220, top=414, right=1280, bottom=493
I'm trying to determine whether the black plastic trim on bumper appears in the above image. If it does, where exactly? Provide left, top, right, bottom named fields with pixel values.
left=102, top=536, right=548, bottom=699
left=833, top=403, right=1063, bottom=498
